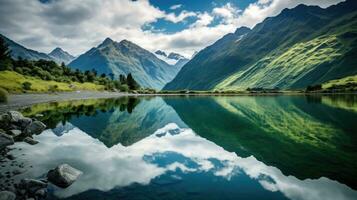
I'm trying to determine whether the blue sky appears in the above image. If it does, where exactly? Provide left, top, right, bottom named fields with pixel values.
left=0, top=0, right=343, bottom=57
left=147, top=0, right=256, bottom=33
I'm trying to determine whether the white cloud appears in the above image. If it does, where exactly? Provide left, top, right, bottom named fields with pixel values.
left=0, top=0, right=344, bottom=57
left=164, top=10, right=197, bottom=23
left=213, top=3, right=241, bottom=24
left=170, top=4, right=182, bottom=10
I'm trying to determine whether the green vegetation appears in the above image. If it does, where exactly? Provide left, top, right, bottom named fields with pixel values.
left=0, top=70, right=105, bottom=93
left=22, top=81, right=32, bottom=90
left=0, top=87, right=8, bottom=103
left=0, top=37, right=141, bottom=93
left=322, top=74, right=357, bottom=92
left=164, top=0, right=357, bottom=91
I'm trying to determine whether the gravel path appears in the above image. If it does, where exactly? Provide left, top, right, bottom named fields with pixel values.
left=0, top=91, right=130, bottom=112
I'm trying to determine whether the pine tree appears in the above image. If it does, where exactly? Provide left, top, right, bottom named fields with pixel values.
left=127, top=73, right=139, bottom=90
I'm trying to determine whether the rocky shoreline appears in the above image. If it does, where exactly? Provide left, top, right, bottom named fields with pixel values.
left=0, top=111, right=82, bottom=200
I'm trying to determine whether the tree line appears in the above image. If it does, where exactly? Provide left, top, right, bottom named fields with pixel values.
left=0, top=37, right=140, bottom=91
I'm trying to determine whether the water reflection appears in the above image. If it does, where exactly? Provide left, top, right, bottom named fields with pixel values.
left=13, top=95, right=357, bottom=200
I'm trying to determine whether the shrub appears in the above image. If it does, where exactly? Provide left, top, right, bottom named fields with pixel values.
left=0, top=88, right=8, bottom=103
left=22, top=81, right=32, bottom=90
left=49, top=85, right=58, bottom=92
left=118, top=84, right=129, bottom=92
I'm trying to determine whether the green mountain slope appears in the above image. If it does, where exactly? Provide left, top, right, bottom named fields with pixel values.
left=164, top=0, right=357, bottom=90
left=0, top=34, right=52, bottom=61
left=69, top=38, right=181, bottom=89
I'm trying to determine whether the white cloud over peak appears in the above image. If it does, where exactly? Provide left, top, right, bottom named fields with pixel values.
left=0, top=0, right=344, bottom=57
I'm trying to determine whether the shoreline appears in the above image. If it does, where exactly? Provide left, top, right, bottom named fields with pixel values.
left=0, top=91, right=356, bottom=113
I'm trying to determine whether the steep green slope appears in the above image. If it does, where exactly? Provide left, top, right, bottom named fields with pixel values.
left=164, top=0, right=357, bottom=91
left=69, top=38, right=180, bottom=89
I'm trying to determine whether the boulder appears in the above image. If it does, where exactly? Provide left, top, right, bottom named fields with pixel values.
left=0, top=191, right=16, bottom=200
left=18, top=117, right=32, bottom=130
left=24, top=121, right=46, bottom=135
left=23, top=137, right=39, bottom=145
left=8, top=129, right=22, bottom=137
left=0, top=133, right=14, bottom=150
left=0, top=114, right=11, bottom=129
left=47, top=164, right=82, bottom=188
left=7, top=111, right=24, bottom=123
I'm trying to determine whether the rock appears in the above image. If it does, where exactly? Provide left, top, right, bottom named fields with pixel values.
left=34, top=188, right=47, bottom=199
left=0, top=191, right=16, bottom=200
left=0, top=133, right=14, bottom=150
left=19, top=179, right=47, bottom=195
left=7, top=111, right=24, bottom=123
left=24, top=121, right=46, bottom=135
left=23, top=137, right=39, bottom=145
left=17, top=117, right=32, bottom=130
left=47, top=164, right=82, bottom=188
left=0, top=114, right=11, bottom=129
left=7, top=130, right=21, bottom=137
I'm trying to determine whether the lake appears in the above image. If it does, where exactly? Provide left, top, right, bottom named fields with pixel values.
left=9, top=95, right=357, bottom=200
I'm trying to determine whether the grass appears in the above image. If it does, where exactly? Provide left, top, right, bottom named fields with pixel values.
left=0, top=87, right=8, bottom=102
left=215, top=35, right=345, bottom=90
left=0, top=70, right=105, bottom=93
left=322, top=74, right=357, bottom=91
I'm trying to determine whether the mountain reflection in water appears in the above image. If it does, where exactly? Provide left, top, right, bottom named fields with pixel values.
left=13, top=95, right=357, bottom=200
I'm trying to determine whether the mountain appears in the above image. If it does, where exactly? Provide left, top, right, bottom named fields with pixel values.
left=69, top=38, right=181, bottom=89
left=155, top=50, right=167, bottom=57
left=164, top=0, right=357, bottom=91
left=0, top=34, right=52, bottom=61
left=168, top=52, right=185, bottom=60
left=48, top=47, right=75, bottom=64
left=154, top=50, right=190, bottom=70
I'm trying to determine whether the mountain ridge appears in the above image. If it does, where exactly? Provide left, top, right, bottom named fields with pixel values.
left=69, top=38, right=182, bottom=89
left=164, top=0, right=357, bottom=90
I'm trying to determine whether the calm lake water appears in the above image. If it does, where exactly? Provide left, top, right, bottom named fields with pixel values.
left=10, top=95, right=357, bottom=200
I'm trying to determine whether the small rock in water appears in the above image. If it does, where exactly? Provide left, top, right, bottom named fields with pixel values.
left=23, top=137, right=39, bottom=145
left=7, top=130, right=21, bottom=137
left=47, top=164, right=82, bottom=188
left=0, top=191, right=16, bottom=200
left=24, top=121, right=46, bottom=135
left=0, top=133, right=14, bottom=150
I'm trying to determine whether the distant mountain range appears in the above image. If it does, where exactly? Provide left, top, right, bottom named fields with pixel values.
left=48, top=47, right=75, bottom=64
left=164, top=0, right=357, bottom=90
left=0, top=34, right=75, bottom=64
left=69, top=38, right=185, bottom=89
left=154, top=50, right=189, bottom=68
left=0, top=34, right=187, bottom=89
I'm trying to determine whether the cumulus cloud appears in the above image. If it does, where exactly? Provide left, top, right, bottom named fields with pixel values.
left=0, top=0, right=344, bottom=57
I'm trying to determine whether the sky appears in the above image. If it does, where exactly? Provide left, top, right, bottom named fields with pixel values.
left=0, top=0, right=344, bottom=57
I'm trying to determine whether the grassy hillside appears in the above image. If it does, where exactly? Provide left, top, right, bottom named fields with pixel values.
left=322, top=74, right=357, bottom=91
left=0, top=71, right=104, bottom=93
left=164, top=0, right=357, bottom=91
